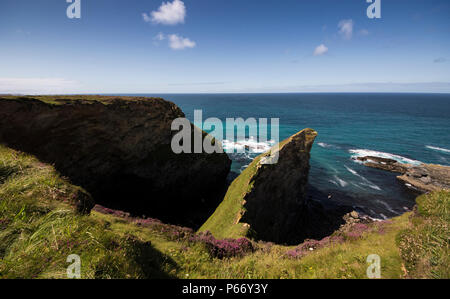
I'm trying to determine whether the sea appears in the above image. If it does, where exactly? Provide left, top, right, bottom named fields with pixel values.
left=121, top=93, right=450, bottom=220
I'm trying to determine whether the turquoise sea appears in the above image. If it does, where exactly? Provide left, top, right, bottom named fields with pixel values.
left=123, top=93, right=450, bottom=219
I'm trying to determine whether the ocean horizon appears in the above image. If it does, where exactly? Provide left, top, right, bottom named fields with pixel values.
left=108, top=92, right=450, bottom=220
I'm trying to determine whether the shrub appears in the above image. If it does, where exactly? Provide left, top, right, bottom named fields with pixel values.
left=191, top=231, right=254, bottom=259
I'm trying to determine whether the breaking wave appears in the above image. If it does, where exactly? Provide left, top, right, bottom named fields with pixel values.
left=426, top=145, right=450, bottom=154
left=222, top=137, right=276, bottom=154
left=349, top=149, right=422, bottom=165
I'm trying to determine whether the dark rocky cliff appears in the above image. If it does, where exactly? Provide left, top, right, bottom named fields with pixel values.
left=0, top=96, right=231, bottom=227
left=240, top=129, right=318, bottom=243
left=201, top=128, right=349, bottom=244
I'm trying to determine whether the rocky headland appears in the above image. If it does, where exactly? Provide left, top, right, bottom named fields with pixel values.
left=200, top=128, right=354, bottom=245
left=0, top=96, right=231, bottom=227
left=356, top=156, right=450, bottom=193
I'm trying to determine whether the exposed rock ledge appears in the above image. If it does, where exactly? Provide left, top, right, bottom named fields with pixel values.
left=356, top=156, right=450, bottom=193
left=0, top=96, right=231, bottom=227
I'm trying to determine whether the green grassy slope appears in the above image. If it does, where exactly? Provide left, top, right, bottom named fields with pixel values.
left=0, top=145, right=177, bottom=278
left=397, top=190, right=449, bottom=278
left=0, top=145, right=447, bottom=279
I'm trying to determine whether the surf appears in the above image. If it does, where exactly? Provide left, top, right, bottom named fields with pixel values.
left=349, top=149, right=422, bottom=165
left=426, top=145, right=450, bottom=154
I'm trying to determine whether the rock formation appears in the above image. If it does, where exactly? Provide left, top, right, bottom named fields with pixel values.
left=240, top=129, right=318, bottom=243
left=397, top=164, right=450, bottom=192
left=200, top=128, right=347, bottom=245
left=356, top=156, right=410, bottom=173
left=0, top=96, right=231, bottom=227
left=356, top=156, right=450, bottom=193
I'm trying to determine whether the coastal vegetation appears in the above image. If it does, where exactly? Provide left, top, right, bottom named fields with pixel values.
left=0, top=145, right=448, bottom=279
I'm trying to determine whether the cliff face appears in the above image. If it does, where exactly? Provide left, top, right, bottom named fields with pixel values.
left=240, top=129, right=318, bottom=243
left=0, top=96, right=231, bottom=227
left=200, top=128, right=339, bottom=244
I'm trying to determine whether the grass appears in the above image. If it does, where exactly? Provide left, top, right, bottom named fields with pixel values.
left=0, top=95, right=166, bottom=106
left=397, top=191, right=449, bottom=279
left=0, top=144, right=448, bottom=279
left=0, top=145, right=177, bottom=279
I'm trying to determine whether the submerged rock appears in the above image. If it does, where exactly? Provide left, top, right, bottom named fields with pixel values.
left=0, top=96, right=231, bottom=227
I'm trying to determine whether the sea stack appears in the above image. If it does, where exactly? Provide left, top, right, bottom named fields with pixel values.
left=200, top=128, right=318, bottom=244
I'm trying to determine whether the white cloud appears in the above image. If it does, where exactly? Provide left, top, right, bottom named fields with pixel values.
left=313, top=44, right=328, bottom=56
left=338, top=19, right=354, bottom=40
left=144, top=0, right=186, bottom=25
left=168, top=34, right=196, bottom=50
left=155, top=32, right=166, bottom=41
left=0, top=78, right=79, bottom=94
left=152, top=32, right=166, bottom=46
left=359, top=29, right=369, bottom=36
left=142, top=13, right=152, bottom=23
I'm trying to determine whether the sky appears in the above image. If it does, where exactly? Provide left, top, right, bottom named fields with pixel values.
left=0, top=0, right=450, bottom=94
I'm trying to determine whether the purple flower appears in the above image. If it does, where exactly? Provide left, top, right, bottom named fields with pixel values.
left=190, top=232, right=254, bottom=259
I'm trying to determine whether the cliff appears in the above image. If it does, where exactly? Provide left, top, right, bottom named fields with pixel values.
left=0, top=96, right=231, bottom=227
left=200, top=128, right=332, bottom=244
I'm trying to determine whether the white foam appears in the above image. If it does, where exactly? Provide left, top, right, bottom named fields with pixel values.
left=344, top=165, right=382, bottom=191
left=376, top=200, right=400, bottom=215
left=317, top=142, right=332, bottom=148
left=426, top=145, right=450, bottom=154
left=350, top=182, right=366, bottom=191
left=360, top=183, right=382, bottom=191
left=328, top=179, right=339, bottom=187
left=349, top=149, right=422, bottom=165
left=333, top=175, right=348, bottom=187
left=222, top=137, right=276, bottom=154
left=317, top=142, right=341, bottom=150
left=344, top=165, right=358, bottom=176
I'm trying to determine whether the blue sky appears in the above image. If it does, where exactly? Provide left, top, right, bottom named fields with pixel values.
left=1, top=0, right=449, bottom=94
